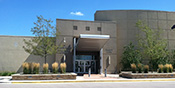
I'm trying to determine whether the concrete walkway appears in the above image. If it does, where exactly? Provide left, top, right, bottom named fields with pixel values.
left=1, top=74, right=175, bottom=84
left=0, top=76, right=11, bottom=83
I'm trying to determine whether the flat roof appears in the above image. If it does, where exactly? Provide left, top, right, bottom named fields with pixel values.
left=56, top=18, right=116, bottom=24
left=0, top=35, right=34, bottom=38
left=95, top=9, right=175, bottom=13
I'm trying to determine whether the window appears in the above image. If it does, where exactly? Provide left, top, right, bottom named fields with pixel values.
left=97, top=27, right=101, bottom=31
left=73, top=26, right=78, bottom=30
left=76, top=55, right=95, bottom=60
left=86, top=26, right=90, bottom=31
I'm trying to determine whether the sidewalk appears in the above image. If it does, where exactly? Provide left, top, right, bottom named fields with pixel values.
left=0, top=76, right=11, bottom=83
left=1, top=74, right=175, bottom=84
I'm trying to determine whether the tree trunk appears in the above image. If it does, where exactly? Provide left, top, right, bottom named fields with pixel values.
left=44, top=55, right=47, bottom=64
left=150, top=58, right=153, bottom=73
left=44, top=51, right=47, bottom=64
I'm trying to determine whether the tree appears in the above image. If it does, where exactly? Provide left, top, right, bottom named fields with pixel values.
left=121, top=42, right=141, bottom=70
left=168, top=50, right=175, bottom=67
left=136, top=20, right=169, bottom=71
left=23, top=15, right=63, bottom=63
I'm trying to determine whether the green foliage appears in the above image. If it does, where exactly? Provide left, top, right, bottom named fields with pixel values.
left=52, top=62, right=58, bottom=73
left=163, top=64, right=169, bottom=73
left=136, top=20, right=169, bottom=70
left=33, top=68, right=39, bottom=74
left=169, top=50, right=175, bottom=67
left=137, top=63, right=143, bottom=73
left=143, top=65, right=149, bottom=73
left=131, top=63, right=137, bottom=73
left=121, top=42, right=141, bottom=70
left=43, top=63, right=49, bottom=74
left=60, top=63, right=66, bottom=74
left=32, top=63, right=40, bottom=74
left=162, top=64, right=173, bottom=73
left=158, top=64, right=164, bottom=73
left=1, top=72, right=8, bottom=76
left=0, top=72, right=16, bottom=76
left=169, top=64, right=173, bottom=73
left=23, top=68, right=29, bottom=74
left=23, top=15, right=64, bottom=63
left=22, top=62, right=30, bottom=74
left=9, top=72, right=16, bottom=76
left=22, top=62, right=41, bottom=74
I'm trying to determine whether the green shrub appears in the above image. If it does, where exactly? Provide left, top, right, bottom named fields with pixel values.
left=60, top=63, right=66, bottom=74
left=143, top=65, right=149, bottom=73
left=29, top=63, right=33, bottom=74
left=9, top=72, right=16, bottom=76
left=163, top=64, right=169, bottom=73
left=52, top=62, right=58, bottom=73
left=0, top=72, right=16, bottom=76
left=7, top=72, right=11, bottom=76
left=23, top=62, right=41, bottom=74
left=137, top=63, right=143, bottom=73
left=22, top=62, right=30, bottom=74
left=131, top=63, right=136, bottom=73
left=158, top=64, right=164, bottom=73
left=169, top=64, right=173, bottom=73
left=162, top=64, right=173, bottom=73
left=121, top=42, right=141, bottom=70
left=1, top=72, right=8, bottom=76
left=43, top=63, right=49, bottom=74
left=33, top=63, right=40, bottom=74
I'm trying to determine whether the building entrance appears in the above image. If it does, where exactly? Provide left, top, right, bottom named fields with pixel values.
left=75, top=55, right=96, bottom=73
left=73, top=34, right=110, bottom=74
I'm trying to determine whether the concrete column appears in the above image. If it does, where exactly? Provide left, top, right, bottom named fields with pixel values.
left=100, top=48, right=103, bottom=74
left=73, top=38, right=76, bottom=72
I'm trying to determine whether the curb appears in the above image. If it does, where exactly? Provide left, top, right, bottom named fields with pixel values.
left=11, top=79, right=175, bottom=84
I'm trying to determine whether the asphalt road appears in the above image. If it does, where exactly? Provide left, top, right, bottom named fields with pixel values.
left=0, top=81, right=175, bottom=88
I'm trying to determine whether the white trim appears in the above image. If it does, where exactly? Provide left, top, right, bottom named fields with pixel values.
left=80, top=34, right=110, bottom=39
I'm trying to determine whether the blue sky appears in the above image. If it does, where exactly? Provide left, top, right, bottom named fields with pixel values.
left=0, top=0, right=175, bottom=36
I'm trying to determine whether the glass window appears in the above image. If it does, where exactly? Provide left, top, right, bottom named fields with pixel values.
left=97, top=27, right=101, bottom=31
left=76, top=55, right=95, bottom=60
left=73, top=26, right=78, bottom=30
left=86, top=26, right=90, bottom=31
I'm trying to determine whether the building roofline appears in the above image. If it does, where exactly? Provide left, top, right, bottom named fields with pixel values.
left=95, top=9, right=175, bottom=13
left=56, top=18, right=116, bottom=24
left=0, top=35, right=34, bottom=38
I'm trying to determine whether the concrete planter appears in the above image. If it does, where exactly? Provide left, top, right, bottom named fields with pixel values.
left=120, top=72, right=175, bottom=79
left=12, top=73, right=77, bottom=80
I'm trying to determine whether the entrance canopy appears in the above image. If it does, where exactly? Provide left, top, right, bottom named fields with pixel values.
left=76, top=34, right=110, bottom=51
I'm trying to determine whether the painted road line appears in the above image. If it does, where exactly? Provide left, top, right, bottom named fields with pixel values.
left=11, top=79, right=175, bottom=84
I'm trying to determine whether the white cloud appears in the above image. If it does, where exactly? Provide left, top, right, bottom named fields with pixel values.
left=70, top=11, right=84, bottom=16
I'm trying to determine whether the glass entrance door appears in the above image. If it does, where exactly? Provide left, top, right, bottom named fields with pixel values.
left=75, top=55, right=96, bottom=73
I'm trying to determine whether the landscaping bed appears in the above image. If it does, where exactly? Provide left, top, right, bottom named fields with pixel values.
left=12, top=73, right=77, bottom=80
left=120, top=72, right=175, bottom=79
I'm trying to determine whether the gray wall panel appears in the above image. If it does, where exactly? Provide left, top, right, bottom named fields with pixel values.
left=95, top=10, right=175, bottom=72
left=0, top=36, right=55, bottom=72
